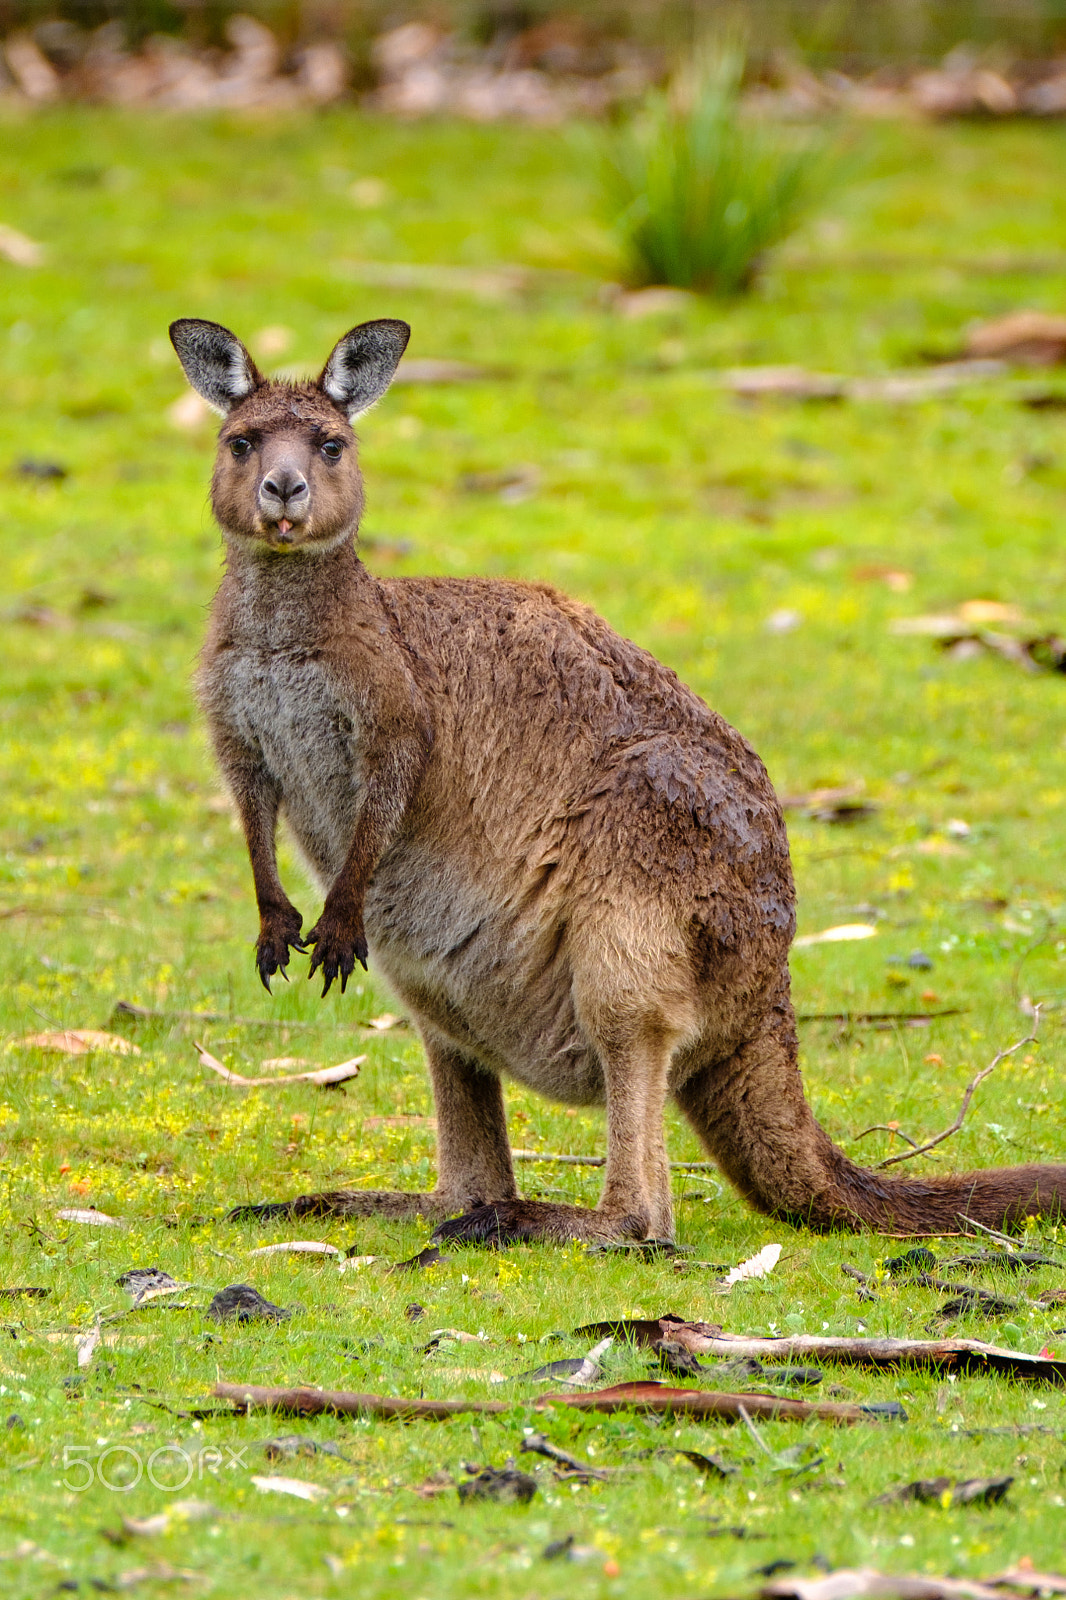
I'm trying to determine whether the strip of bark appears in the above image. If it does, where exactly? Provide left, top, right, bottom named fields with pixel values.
left=211, top=1379, right=883, bottom=1426
left=213, top=1383, right=509, bottom=1419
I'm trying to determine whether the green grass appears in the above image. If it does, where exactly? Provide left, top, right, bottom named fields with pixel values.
left=602, top=47, right=833, bottom=293
left=2, top=104, right=1066, bottom=1598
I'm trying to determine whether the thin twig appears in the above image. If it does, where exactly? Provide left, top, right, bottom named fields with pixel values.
left=954, top=1215, right=1022, bottom=1250
left=736, top=1403, right=774, bottom=1457
left=875, top=1011, right=1040, bottom=1170
left=511, top=1150, right=718, bottom=1172
left=798, top=1008, right=966, bottom=1025
left=852, top=1124, right=919, bottom=1149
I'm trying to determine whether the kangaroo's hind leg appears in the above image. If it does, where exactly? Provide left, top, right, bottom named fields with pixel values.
left=228, top=1034, right=518, bottom=1223
left=435, top=936, right=688, bottom=1248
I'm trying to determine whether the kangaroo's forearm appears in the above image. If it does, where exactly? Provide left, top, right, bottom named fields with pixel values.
left=324, top=734, right=430, bottom=911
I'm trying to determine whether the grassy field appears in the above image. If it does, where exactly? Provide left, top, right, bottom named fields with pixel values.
left=2, top=104, right=1066, bottom=1598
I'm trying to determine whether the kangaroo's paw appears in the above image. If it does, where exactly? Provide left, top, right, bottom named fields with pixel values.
left=432, top=1200, right=650, bottom=1247
left=306, top=907, right=368, bottom=997
left=255, top=904, right=306, bottom=993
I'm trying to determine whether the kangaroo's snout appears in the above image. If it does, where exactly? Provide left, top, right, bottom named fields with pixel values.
left=259, top=457, right=310, bottom=539
left=260, top=463, right=309, bottom=512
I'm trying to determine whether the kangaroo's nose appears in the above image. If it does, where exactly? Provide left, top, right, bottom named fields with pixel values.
left=261, top=468, right=308, bottom=506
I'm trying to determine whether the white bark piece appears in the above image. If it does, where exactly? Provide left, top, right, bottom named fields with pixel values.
left=249, top=1242, right=342, bottom=1258
left=57, top=1208, right=126, bottom=1228
left=722, top=1243, right=783, bottom=1286
left=793, top=925, right=877, bottom=948
left=194, top=1042, right=363, bottom=1087
left=250, top=1475, right=328, bottom=1501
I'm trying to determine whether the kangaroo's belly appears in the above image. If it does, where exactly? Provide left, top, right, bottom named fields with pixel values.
left=365, top=842, right=607, bottom=1106
left=213, top=651, right=362, bottom=884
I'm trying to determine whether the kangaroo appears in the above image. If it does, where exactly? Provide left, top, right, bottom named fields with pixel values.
left=171, top=314, right=1066, bottom=1244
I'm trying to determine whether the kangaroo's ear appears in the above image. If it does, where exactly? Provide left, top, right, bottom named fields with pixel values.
left=319, top=319, right=411, bottom=418
left=169, top=319, right=262, bottom=414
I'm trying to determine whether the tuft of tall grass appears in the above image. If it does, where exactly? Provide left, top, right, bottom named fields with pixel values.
left=603, top=48, right=834, bottom=295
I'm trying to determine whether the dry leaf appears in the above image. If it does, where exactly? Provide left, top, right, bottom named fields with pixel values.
left=613, top=287, right=696, bottom=318
left=392, top=358, right=498, bottom=384
left=794, top=925, right=877, bottom=948
left=350, top=178, right=390, bottom=207
left=365, top=1013, right=404, bottom=1031
left=965, top=310, right=1066, bottom=366
left=250, top=1474, right=328, bottom=1501
left=113, top=1560, right=200, bottom=1588
left=167, top=392, right=213, bottom=430
left=957, top=599, right=1023, bottom=625
left=853, top=566, right=912, bottom=592
left=722, top=1243, right=782, bottom=1286
left=411, top=1470, right=455, bottom=1499
left=121, top=1500, right=216, bottom=1538
left=0, top=1540, right=52, bottom=1562
left=0, top=223, right=44, bottom=267
left=194, top=1042, right=363, bottom=1087
left=253, top=325, right=292, bottom=358
left=723, top=366, right=845, bottom=400
left=76, top=1326, right=101, bottom=1370
left=12, top=1030, right=139, bottom=1056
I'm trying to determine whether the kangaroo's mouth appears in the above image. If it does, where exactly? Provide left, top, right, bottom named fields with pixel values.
left=258, top=514, right=311, bottom=549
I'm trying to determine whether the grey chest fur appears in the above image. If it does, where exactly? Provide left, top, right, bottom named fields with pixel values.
left=210, top=648, right=364, bottom=883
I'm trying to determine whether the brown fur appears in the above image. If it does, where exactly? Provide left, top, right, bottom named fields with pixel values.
left=170, top=317, right=1066, bottom=1245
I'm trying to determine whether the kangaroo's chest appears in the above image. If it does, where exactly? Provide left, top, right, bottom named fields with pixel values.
left=210, top=648, right=364, bottom=881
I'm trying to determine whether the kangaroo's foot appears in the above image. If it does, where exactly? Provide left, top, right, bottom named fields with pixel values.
left=227, top=1188, right=454, bottom=1224
left=432, top=1199, right=655, bottom=1247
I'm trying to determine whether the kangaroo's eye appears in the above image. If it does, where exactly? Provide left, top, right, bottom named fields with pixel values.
left=321, top=440, right=343, bottom=460
left=230, top=437, right=251, bottom=458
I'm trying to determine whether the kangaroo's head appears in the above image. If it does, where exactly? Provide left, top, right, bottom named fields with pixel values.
left=169, top=318, right=410, bottom=554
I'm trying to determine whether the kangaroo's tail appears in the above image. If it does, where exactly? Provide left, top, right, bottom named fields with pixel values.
left=674, top=991, right=1065, bottom=1234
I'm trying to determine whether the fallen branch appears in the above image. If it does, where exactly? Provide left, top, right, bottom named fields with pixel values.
left=211, top=1379, right=888, bottom=1426
left=875, top=1012, right=1039, bottom=1170
left=572, top=1318, right=1066, bottom=1385
left=764, top=1569, right=1005, bottom=1600
left=194, top=1041, right=363, bottom=1088
left=764, top=1569, right=1066, bottom=1600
